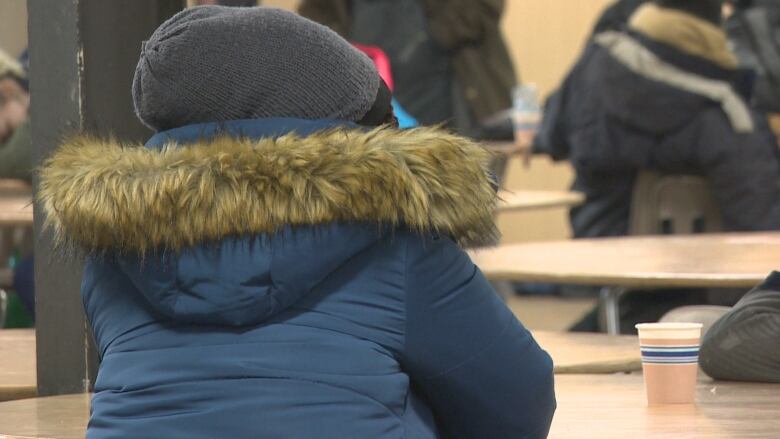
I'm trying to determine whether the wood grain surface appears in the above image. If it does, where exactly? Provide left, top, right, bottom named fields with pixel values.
left=534, top=330, right=641, bottom=374
left=551, top=374, right=780, bottom=438
left=1, top=375, right=777, bottom=438
left=0, top=196, right=33, bottom=226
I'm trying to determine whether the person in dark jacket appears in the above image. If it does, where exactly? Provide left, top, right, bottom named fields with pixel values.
left=536, top=0, right=780, bottom=238
left=725, top=0, right=780, bottom=138
left=298, top=0, right=516, bottom=138
left=700, top=271, right=780, bottom=382
left=38, top=6, right=555, bottom=438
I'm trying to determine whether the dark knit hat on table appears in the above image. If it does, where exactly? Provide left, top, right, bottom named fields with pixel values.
left=132, top=6, right=380, bottom=131
left=655, top=0, right=724, bottom=24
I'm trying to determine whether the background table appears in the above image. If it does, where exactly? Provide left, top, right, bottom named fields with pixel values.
left=534, top=330, right=640, bottom=374
left=470, top=233, right=780, bottom=333
left=0, top=329, right=37, bottom=402
left=0, top=179, right=33, bottom=226
left=551, top=374, right=780, bottom=438
left=497, top=190, right=584, bottom=213
left=470, top=233, right=778, bottom=288
left=0, top=196, right=33, bottom=226
left=0, top=180, right=32, bottom=196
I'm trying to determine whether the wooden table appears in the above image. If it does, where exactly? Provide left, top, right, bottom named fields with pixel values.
left=0, top=393, right=89, bottom=439
left=1, top=375, right=777, bottom=439
left=497, top=190, right=584, bottom=213
left=0, top=196, right=33, bottom=226
left=534, top=330, right=640, bottom=374
left=470, top=233, right=780, bottom=333
left=0, top=179, right=33, bottom=226
left=0, top=329, right=638, bottom=401
left=0, top=330, right=37, bottom=402
left=0, top=179, right=32, bottom=196
left=551, top=374, right=780, bottom=438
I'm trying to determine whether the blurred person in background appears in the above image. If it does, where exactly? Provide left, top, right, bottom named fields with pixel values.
left=0, top=48, right=31, bottom=183
left=534, top=0, right=780, bottom=332
left=298, top=0, right=517, bottom=140
left=725, top=0, right=780, bottom=140
left=536, top=0, right=780, bottom=239
left=0, top=48, right=34, bottom=324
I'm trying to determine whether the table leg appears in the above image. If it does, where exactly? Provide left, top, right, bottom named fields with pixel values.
left=600, top=287, right=625, bottom=335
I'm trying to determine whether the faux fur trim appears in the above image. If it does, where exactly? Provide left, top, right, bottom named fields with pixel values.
left=39, top=126, right=498, bottom=253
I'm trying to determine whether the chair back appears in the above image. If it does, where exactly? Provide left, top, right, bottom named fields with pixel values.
left=629, top=171, right=722, bottom=235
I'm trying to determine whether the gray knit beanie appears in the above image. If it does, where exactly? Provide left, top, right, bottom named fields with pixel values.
left=132, top=6, right=380, bottom=131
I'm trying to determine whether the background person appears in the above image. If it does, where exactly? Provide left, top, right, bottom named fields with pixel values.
left=725, top=0, right=780, bottom=139
left=0, top=48, right=31, bottom=183
left=534, top=0, right=780, bottom=332
left=298, top=0, right=517, bottom=139
left=535, top=0, right=780, bottom=239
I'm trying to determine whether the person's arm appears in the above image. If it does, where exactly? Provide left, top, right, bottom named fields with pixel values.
left=700, top=272, right=780, bottom=383
left=423, top=0, right=504, bottom=50
left=400, top=235, right=556, bottom=439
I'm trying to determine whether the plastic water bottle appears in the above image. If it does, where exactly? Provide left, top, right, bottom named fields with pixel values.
left=512, top=84, right=540, bottom=147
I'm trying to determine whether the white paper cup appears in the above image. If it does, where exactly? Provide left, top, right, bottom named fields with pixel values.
left=636, top=322, right=703, bottom=405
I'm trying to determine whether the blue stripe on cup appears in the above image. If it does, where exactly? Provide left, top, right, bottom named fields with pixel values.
left=640, top=345, right=699, bottom=364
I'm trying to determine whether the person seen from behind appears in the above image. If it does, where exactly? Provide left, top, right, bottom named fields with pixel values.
left=38, top=6, right=555, bottom=438
left=536, top=0, right=780, bottom=238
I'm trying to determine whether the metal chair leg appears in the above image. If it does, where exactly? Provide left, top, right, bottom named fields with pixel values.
left=600, top=287, right=626, bottom=335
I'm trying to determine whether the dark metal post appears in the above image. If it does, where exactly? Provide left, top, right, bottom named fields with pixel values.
left=28, top=0, right=184, bottom=396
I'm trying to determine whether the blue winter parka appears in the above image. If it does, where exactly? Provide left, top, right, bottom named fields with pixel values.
left=39, top=118, right=556, bottom=439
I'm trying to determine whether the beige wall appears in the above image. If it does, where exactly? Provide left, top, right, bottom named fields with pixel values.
left=502, top=0, right=613, bottom=97
left=0, top=0, right=28, bottom=58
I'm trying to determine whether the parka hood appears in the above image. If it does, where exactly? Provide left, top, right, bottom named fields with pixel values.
left=44, top=119, right=499, bottom=327
left=39, top=122, right=498, bottom=254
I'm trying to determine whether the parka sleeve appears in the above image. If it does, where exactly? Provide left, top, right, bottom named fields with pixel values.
left=399, top=236, right=556, bottom=439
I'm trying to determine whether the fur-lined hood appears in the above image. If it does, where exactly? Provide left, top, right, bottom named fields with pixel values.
left=39, top=125, right=498, bottom=253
